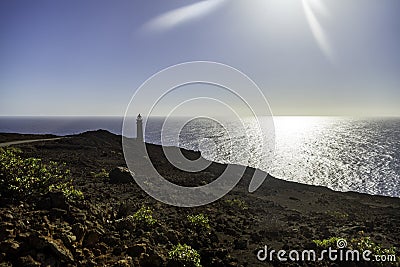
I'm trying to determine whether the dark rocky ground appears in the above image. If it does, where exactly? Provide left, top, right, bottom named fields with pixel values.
left=0, top=130, right=399, bottom=266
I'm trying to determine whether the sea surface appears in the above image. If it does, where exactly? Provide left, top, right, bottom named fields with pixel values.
left=1, top=116, right=399, bottom=197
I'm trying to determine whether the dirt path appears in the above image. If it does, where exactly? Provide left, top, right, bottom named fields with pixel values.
left=0, top=137, right=63, bottom=147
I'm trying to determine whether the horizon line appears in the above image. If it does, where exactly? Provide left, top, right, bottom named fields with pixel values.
left=1, top=114, right=400, bottom=118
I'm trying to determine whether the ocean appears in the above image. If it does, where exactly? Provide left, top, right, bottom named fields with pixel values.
left=1, top=116, right=399, bottom=197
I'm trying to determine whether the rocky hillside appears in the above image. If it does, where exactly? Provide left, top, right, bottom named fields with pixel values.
left=1, top=130, right=399, bottom=266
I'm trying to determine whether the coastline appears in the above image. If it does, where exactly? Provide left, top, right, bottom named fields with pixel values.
left=1, top=129, right=399, bottom=266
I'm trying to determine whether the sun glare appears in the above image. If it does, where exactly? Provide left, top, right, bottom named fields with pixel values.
left=302, top=0, right=333, bottom=61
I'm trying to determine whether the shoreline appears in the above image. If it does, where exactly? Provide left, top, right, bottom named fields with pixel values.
left=1, top=130, right=398, bottom=200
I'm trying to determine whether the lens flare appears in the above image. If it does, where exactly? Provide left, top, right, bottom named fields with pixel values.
left=302, top=0, right=334, bottom=61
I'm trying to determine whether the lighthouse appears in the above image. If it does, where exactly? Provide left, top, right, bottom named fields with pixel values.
left=136, top=114, right=143, bottom=142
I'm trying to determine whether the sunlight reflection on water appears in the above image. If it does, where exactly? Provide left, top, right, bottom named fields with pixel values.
left=146, top=116, right=400, bottom=197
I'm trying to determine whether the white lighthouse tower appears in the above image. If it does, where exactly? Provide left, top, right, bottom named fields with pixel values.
left=136, top=114, right=143, bottom=142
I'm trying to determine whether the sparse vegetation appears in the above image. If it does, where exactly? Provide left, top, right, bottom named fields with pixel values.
left=313, top=234, right=398, bottom=263
left=90, top=168, right=108, bottom=179
left=187, top=213, right=210, bottom=230
left=225, top=198, right=248, bottom=210
left=325, top=210, right=348, bottom=219
left=129, top=206, right=157, bottom=226
left=0, top=131, right=398, bottom=267
left=313, top=236, right=345, bottom=248
left=350, top=235, right=397, bottom=258
left=168, top=243, right=202, bottom=267
left=0, top=147, right=83, bottom=201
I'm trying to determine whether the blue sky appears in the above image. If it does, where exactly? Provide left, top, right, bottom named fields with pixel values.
left=0, top=0, right=399, bottom=116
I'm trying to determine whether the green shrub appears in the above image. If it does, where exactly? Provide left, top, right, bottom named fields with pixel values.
left=314, top=235, right=398, bottom=263
left=90, top=168, right=108, bottom=179
left=225, top=198, right=248, bottom=210
left=313, top=237, right=344, bottom=248
left=351, top=236, right=397, bottom=256
left=0, top=147, right=83, bottom=201
left=168, top=243, right=201, bottom=267
left=129, top=206, right=157, bottom=226
left=187, top=213, right=210, bottom=230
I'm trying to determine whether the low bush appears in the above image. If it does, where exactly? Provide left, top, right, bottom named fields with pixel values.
left=90, top=168, right=108, bottom=179
left=129, top=206, right=157, bottom=226
left=0, top=147, right=83, bottom=201
left=225, top=198, right=248, bottom=210
left=350, top=236, right=397, bottom=257
left=313, top=236, right=344, bottom=248
left=187, top=213, right=210, bottom=230
left=313, top=235, right=399, bottom=263
left=168, top=243, right=201, bottom=267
